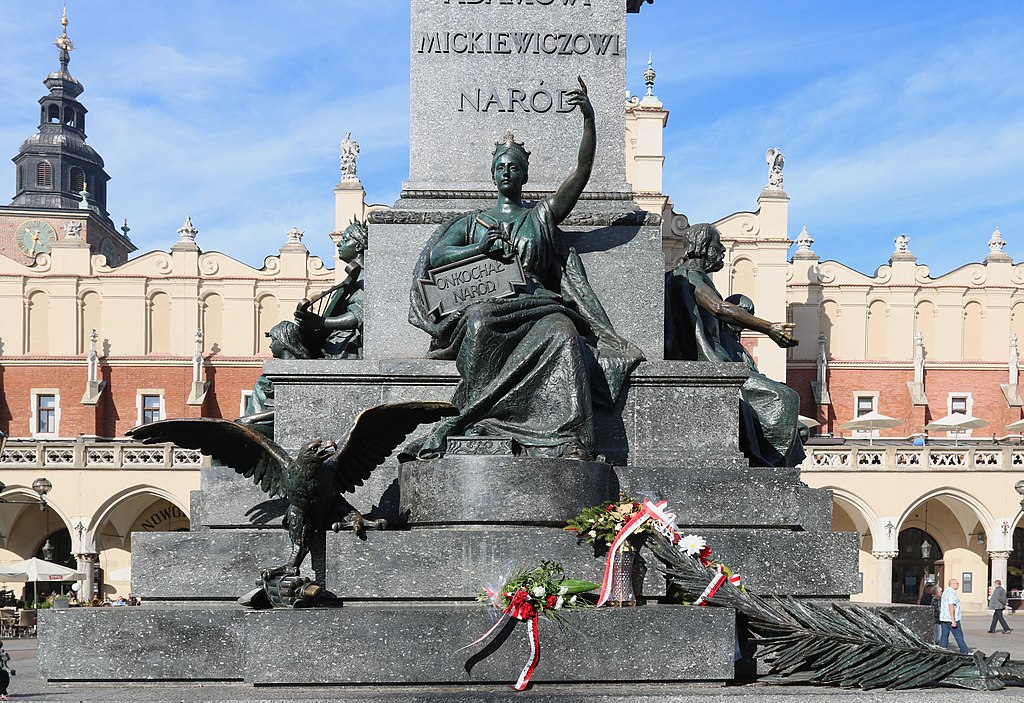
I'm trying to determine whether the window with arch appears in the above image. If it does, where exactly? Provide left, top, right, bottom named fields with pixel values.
left=866, top=300, right=889, bottom=358
left=17, top=163, right=24, bottom=192
left=36, top=161, right=53, bottom=188
left=914, top=300, right=936, bottom=357
left=202, top=293, right=224, bottom=354
left=256, top=295, right=279, bottom=354
left=819, top=300, right=841, bottom=358
left=731, top=257, right=756, bottom=300
left=79, top=291, right=102, bottom=354
left=63, top=106, right=76, bottom=127
left=47, top=104, right=60, bottom=123
left=147, top=292, right=171, bottom=354
left=1013, top=302, right=1024, bottom=349
left=963, top=301, right=984, bottom=360
left=27, top=290, right=50, bottom=354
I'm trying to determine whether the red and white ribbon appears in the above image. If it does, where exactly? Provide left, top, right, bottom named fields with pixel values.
left=513, top=611, right=540, bottom=691
left=596, top=500, right=678, bottom=607
left=457, top=588, right=543, bottom=691
left=693, top=566, right=727, bottom=606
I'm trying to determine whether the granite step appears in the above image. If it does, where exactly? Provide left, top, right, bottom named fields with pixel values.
left=38, top=603, right=735, bottom=685
left=130, top=526, right=857, bottom=601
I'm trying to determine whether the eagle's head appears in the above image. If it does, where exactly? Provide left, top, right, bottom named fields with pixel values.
left=296, top=438, right=338, bottom=466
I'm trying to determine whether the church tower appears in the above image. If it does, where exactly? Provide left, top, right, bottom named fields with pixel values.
left=2, top=4, right=134, bottom=266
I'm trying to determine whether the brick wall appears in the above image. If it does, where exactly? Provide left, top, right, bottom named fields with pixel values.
left=789, top=365, right=1024, bottom=438
left=0, top=361, right=262, bottom=438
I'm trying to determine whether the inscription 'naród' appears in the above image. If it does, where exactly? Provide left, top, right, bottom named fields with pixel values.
left=459, top=85, right=579, bottom=113
left=418, top=253, right=527, bottom=317
left=418, top=31, right=618, bottom=56
left=443, top=0, right=592, bottom=6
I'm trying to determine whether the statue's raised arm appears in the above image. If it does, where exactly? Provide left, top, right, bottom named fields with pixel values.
left=548, top=76, right=595, bottom=225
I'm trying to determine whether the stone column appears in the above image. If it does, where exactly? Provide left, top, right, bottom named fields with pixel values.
left=75, top=552, right=98, bottom=600
left=989, top=550, right=1011, bottom=590
left=872, top=550, right=898, bottom=603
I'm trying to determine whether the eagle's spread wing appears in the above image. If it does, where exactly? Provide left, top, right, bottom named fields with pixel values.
left=127, top=418, right=293, bottom=498
left=332, top=401, right=457, bottom=494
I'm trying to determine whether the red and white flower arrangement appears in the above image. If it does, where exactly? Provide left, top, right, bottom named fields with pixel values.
left=462, top=562, right=598, bottom=691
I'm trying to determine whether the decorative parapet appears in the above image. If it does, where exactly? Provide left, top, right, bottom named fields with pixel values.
left=803, top=445, right=1024, bottom=472
left=0, top=439, right=208, bottom=470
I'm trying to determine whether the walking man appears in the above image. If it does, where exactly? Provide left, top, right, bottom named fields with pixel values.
left=988, top=579, right=1013, bottom=634
left=939, top=577, right=969, bottom=653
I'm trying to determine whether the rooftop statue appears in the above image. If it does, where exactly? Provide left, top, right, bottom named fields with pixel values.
left=407, top=78, right=643, bottom=460
left=665, top=223, right=804, bottom=467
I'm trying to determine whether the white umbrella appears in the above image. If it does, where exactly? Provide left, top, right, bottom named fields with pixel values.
left=840, top=411, right=904, bottom=446
left=798, top=415, right=820, bottom=429
left=0, top=557, right=85, bottom=582
left=926, top=412, right=989, bottom=446
left=1005, top=418, right=1024, bottom=433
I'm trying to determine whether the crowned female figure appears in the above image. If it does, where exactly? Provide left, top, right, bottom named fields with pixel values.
left=407, top=79, right=642, bottom=460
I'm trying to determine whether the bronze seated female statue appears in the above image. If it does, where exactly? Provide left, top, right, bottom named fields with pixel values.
left=406, top=79, right=642, bottom=460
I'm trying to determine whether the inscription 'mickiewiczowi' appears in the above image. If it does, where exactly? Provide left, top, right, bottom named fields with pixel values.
left=443, top=0, right=591, bottom=6
left=418, top=31, right=619, bottom=56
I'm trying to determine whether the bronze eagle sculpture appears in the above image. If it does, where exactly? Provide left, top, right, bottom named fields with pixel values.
left=127, top=401, right=457, bottom=578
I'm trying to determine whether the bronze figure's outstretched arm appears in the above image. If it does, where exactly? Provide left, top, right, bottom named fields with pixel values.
left=693, top=285, right=797, bottom=348
left=548, top=76, right=595, bottom=226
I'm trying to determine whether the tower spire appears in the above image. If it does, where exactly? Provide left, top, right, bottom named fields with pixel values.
left=55, top=1, right=74, bottom=69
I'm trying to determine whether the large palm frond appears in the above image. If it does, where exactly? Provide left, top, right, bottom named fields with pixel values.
left=647, top=534, right=1024, bottom=691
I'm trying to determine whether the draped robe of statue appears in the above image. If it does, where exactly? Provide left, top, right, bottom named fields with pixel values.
left=316, top=268, right=364, bottom=360
left=665, top=264, right=805, bottom=468
left=408, top=200, right=643, bottom=458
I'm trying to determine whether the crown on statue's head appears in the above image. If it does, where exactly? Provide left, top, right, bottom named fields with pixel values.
left=492, top=131, right=531, bottom=163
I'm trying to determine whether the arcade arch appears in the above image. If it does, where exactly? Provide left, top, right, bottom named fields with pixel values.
left=89, top=487, right=190, bottom=598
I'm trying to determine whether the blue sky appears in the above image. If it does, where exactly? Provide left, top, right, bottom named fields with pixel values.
left=1, top=1, right=1022, bottom=276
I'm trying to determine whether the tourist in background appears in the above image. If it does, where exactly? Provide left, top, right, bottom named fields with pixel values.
left=0, top=640, right=14, bottom=700
left=988, top=579, right=1013, bottom=634
left=939, top=578, right=969, bottom=653
left=919, top=584, right=934, bottom=606
left=931, top=585, right=943, bottom=644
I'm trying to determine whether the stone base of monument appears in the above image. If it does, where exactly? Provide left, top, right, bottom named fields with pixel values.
left=39, top=604, right=735, bottom=684
left=37, top=359, right=859, bottom=686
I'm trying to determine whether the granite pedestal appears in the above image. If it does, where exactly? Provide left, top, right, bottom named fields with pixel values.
left=38, top=0, right=861, bottom=689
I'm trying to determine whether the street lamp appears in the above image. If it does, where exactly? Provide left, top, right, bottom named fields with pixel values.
left=0, top=475, right=52, bottom=510
left=1015, top=479, right=1024, bottom=512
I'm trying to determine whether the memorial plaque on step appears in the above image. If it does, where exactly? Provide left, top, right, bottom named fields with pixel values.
left=418, top=253, right=526, bottom=317
left=408, top=0, right=629, bottom=193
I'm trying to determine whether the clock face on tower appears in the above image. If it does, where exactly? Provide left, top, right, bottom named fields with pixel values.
left=15, top=220, right=56, bottom=258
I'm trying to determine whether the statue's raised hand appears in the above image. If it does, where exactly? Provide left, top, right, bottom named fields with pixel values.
left=564, top=76, right=594, bottom=120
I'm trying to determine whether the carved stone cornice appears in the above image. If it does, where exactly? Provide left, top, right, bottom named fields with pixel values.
left=398, top=189, right=635, bottom=202
left=872, top=550, right=899, bottom=560
left=369, top=209, right=660, bottom=227
left=988, top=550, right=1013, bottom=560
